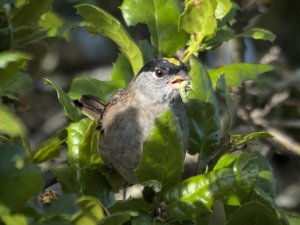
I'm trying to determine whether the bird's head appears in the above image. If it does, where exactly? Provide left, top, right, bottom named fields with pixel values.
left=132, top=58, right=191, bottom=104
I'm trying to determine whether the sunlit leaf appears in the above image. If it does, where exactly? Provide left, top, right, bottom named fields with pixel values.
left=180, top=0, right=217, bottom=61
left=208, top=63, right=273, bottom=90
left=32, top=129, right=66, bottom=164
left=135, top=110, right=185, bottom=190
left=71, top=196, right=104, bottom=225
left=1, top=214, right=28, bottom=225
left=68, top=77, right=123, bottom=102
left=111, top=53, right=134, bottom=88
left=240, top=28, right=276, bottom=42
left=121, top=0, right=188, bottom=56
left=0, top=106, right=26, bottom=137
left=66, top=118, right=101, bottom=168
left=45, top=78, right=81, bottom=121
left=76, top=4, right=143, bottom=74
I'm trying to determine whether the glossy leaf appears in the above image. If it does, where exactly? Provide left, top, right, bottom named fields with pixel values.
left=163, top=152, right=269, bottom=220
left=76, top=4, right=143, bottom=74
left=226, top=201, right=280, bottom=225
left=208, top=63, right=273, bottom=90
left=0, top=105, right=26, bottom=137
left=71, top=196, right=104, bottom=225
left=67, top=118, right=101, bottom=168
left=240, top=28, right=276, bottom=42
left=180, top=0, right=217, bottom=62
left=45, top=78, right=81, bottom=121
left=111, top=53, right=134, bottom=88
left=77, top=168, right=115, bottom=207
left=121, top=0, right=188, bottom=56
left=32, top=129, right=66, bottom=164
left=68, top=77, right=123, bottom=102
left=0, top=144, right=42, bottom=211
left=135, top=110, right=185, bottom=190
left=163, top=168, right=237, bottom=220
left=183, top=58, right=220, bottom=157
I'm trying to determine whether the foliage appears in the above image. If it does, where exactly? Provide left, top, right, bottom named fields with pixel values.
left=0, top=0, right=298, bottom=225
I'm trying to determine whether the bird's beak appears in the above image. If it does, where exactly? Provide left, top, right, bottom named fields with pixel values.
left=169, top=71, right=191, bottom=90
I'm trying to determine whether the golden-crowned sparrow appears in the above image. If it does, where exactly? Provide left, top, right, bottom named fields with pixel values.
left=79, top=58, right=190, bottom=183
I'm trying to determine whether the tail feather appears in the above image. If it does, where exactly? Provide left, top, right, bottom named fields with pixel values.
left=76, top=95, right=106, bottom=121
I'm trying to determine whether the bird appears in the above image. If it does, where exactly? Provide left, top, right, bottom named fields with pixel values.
left=78, top=58, right=190, bottom=184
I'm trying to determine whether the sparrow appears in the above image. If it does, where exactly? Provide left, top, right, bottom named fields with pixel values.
left=79, top=58, right=190, bottom=183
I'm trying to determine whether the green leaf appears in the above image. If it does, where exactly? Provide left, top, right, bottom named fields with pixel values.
left=0, top=51, right=31, bottom=83
left=0, top=11, right=12, bottom=51
left=183, top=58, right=220, bottom=157
left=66, top=118, right=101, bottom=168
left=214, top=0, right=233, bottom=19
left=121, top=0, right=188, bottom=56
left=163, top=152, right=266, bottom=220
left=0, top=72, right=32, bottom=100
left=51, top=166, right=79, bottom=194
left=108, top=198, right=152, bottom=214
left=1, top=214, right=28, bottom=225
left=0, top=106, right=26, bottom=137
left=213, top=154, right=237, bottom=171
left=216, top=74, right=233, bottom=133
left=135, top=110, right=185, bottom=190
left=180, top=0, right=217, bottom=62
left=46, top=194, right=79, bottom=216
left=45, top=78, right=81, bottom=122
left=226, top=201, right=280, bottom=225
left=11, top=0, right=53, bottom=42
left=77, top=168, right=115, bottom=207
left=111, top=53, right=133, bottom=88
left=76, top=4, right=143, bottom=75
left=71, top=196, right=104, bottom=225
left=208, top=63, right=273, bottom=90
left=232, top=131, right=272, bottom=146
left=286, top=212, right=300, bottom=225
left=0, top=144, right=42, bottom=211
left=139, top=40, right=155, bottom=63
left=131, top=212, right=154, bottom=225
left=12, top=0, right=52, bottom=28
left=99, top=211, right=138, bottom=225
left=68, top=77, right=123, bottom=102
left=163, top=168, right=237, bottom=220
left=240, top=28, right=276, bottom=42
left=32, top=129, right=66, bottom=164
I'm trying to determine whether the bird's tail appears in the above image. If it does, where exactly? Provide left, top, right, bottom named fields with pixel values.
left=75, top=95, right=106, bottom=122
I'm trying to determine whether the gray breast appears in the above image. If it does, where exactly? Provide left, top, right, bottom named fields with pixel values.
left=99, top=96, right=188, bottom=183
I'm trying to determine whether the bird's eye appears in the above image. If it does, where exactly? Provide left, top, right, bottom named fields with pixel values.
left=155, top=69, right=164, bottom=78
